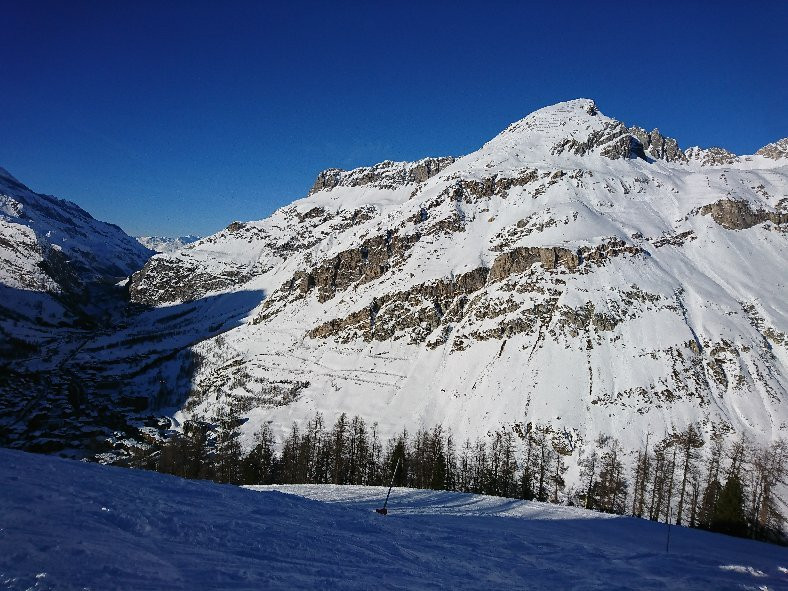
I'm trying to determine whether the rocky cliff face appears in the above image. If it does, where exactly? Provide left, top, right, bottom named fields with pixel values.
left=699, top=198, right=788, bottom=230
left=6, top=100, right=787, bottom=470
left=684, top=146, right=740, bottom=166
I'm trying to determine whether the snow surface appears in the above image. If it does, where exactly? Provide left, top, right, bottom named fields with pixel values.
left=1, top=448, right=787, bottom=590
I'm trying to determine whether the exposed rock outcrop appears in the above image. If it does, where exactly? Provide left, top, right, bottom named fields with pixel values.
left=438, top=170, right=541, bottom=203
left=308, top=267, right=490, bottom=343
left=652, top=230, right=696, bottom=248
left=685, top=146, right=740, bottom=166
left=306, top=235, right=648, bottom=345
left=551, top=121, right=641, bottom=159
left=577, top=239, right=646, bottom=266
left=756, top=138, right=788, bottom=160
left=288, top=230, right=421, bottom=303
left=309, top=157, right=456, bottom=194
left=129, top=257, right=257, bottom=305
left=699, top=199, right=788, bottom=230
left=489, top=246, right=579, bottom=281
left=629, top=127, right=687, bottom=162
left=309, top=245, right=584, bottom=344
left=600, top=134, right=647, bottom=160
left=552, top=121, right=686, bottom=163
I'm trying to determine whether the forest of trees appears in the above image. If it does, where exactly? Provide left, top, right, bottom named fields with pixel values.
left=134, top=409, right=788, bottom=545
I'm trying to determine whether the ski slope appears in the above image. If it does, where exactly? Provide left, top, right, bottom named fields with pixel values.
left=1, top=448, right=786, bottom=590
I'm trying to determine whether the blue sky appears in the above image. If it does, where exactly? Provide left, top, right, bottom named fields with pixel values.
left=1, top=1, right=786, bottom=237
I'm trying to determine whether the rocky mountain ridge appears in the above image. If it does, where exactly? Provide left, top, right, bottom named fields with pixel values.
left=0, top=167, right=151, bottom=293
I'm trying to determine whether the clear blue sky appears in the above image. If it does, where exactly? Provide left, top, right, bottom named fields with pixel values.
left=1, top=1, right=786, bottom=237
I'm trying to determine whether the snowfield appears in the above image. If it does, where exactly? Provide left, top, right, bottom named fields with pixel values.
left=1, top=448, right=786, bottom=590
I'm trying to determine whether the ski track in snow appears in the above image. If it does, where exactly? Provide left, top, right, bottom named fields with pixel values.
left=1, top=448, right=787, bottom=591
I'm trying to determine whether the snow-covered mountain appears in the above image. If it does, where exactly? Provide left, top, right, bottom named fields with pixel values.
left=0, top=168, right=157, bottom=455
left=0, top=167, right=151, bottom=294
left=2, top=99, right=786, bottom=472
left=0, top=166, right=152, bottom=359
left=121, top=98, right=787, bottom=457
left=137, top=234, right=200, bottom=253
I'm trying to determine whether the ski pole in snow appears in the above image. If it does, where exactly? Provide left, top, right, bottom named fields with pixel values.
left=665, top=505, right=672, bottom=554
left=376, top=458, right=400, bottom=515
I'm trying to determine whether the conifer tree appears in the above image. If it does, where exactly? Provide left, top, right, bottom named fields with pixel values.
left=444, top=431, right=458, bottom=491
left=331, top=413, right=349, bottom=485
left=597, top=437, right=627, bottom=514
left=519, top=429, right=535, bottom=501
left=712, top=473, right=747, bottom=537
left=671, top=424, right=704, bottom=525
left=579, top=437, right=603, bottom=510
left=212, top=405, right=244, bottom=484
left=698, top=433, right=725, bottom=529
left=387, top=432, right=408, bottom=487
left=243, top=424, right=276, bottom=484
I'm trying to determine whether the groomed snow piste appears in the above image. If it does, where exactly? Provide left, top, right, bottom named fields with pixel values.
left=1, top=448, right=786, bottom=590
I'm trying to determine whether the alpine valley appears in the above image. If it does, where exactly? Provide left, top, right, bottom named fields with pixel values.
left=2, top=99, right=787, bottom=480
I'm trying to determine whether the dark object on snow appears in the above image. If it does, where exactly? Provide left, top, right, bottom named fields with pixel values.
left=376, top=458, right=401, bottom=515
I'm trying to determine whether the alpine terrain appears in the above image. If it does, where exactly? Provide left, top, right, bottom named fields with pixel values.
left=137, top=235, right=201, bottom=253
left=1, top=99, right=787, bottom=484
left=2, top=447, right=786, bottom=590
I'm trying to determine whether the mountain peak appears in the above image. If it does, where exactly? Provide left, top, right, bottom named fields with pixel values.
left=480, top=99, right=691, bottom=164
left=136, top=235, right=200, bottom=253
left=756, top=138, right=788, bottom=160
left=496, top=98, right=612, bottom=144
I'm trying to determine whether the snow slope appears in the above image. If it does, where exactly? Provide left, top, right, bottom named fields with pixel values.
left=1, top=447, right=786, bottom=590
left=0, top=167, right=153, bottom=332
left=120, top=99, right=788, bottom=457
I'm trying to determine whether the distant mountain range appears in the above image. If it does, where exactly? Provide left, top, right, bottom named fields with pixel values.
left=136, top=235, right=201, bottom=254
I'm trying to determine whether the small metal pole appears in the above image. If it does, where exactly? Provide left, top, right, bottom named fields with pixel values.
left=666, top=505, right=672, bottom=553
left=376, top=457, right=401, bottom=515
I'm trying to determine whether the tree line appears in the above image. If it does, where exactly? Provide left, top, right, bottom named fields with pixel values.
left=133, top=409, right=787, bottom=544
